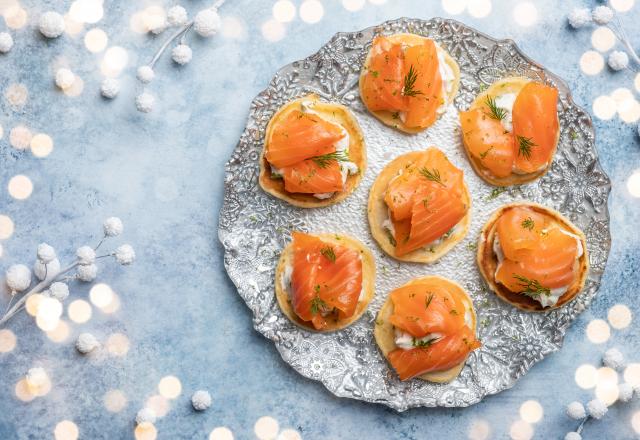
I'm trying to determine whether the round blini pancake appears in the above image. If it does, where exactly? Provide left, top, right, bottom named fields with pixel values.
left=367, top=150, right=471, bottom=263
left=275, top=232, right=376, bottom=332
left=463, top=76, right=560, bottom=186
left=259, top=94, right=366, bottom=208
left=359, top=33, right=460, bottom=134
left=374, top=275, right=477, bottom=383
left=477, top=202, right=589, bottom=312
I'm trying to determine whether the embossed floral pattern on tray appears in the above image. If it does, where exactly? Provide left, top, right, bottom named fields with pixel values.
left=218, top=18, right=611, bottom=410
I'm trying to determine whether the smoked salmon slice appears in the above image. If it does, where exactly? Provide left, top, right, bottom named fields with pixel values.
left=512, top=83, right=559, bottom=174
left=385, top=279, right=480, bottom=380
left=290, top=232, right=363, bottom=330
left=265, top=110, right=345, bottom=168
left=383, top=148, right=467, bottom=256
left=361, top=36, right=445, bottom=129
left=281, top=159, right=343, bottom=194
left=494, top=207, right=579, bottom=293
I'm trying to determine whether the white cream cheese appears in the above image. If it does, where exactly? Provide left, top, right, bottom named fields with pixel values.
left=492, top=92, right=517, bottom=132
left=313, top=128, right=359, bottom=200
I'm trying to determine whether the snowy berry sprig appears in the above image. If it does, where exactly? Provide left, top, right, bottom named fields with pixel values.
left=130, top=0, right=225, bottom=113
left=563, top=348, right=638, bottom=440
left=568, top=3, right=639, bottom=71
left=0, top=217, right=135, bottom=327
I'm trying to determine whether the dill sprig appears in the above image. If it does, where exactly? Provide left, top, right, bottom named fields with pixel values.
left=384, top=227, right=397, bottom=247
left=403, top=65, right=423, bottom=97
left=486, top=187, right=506, bottom=201
left=320, top=246, right=336, bottom=263
left=516, top=135, right=536, bottom=160
left=521, top=217, right=535, bottom=231
left=484, top=95, right=507, bottom=121
left=310, top=289, right=328, bottom=315
left=513, top=274, right=551, bottom=298
left=419, top=167, right=445, bottom=186
left=312, top=150, right=350, bottom=168
left=425, top=293, right=434, bottom=309
left=413, top=337, right=440, bottom=348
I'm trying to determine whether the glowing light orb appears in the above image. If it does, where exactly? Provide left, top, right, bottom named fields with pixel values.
left=261, top=19, right=285, bottom=42
left=575, top=364, right=598, bottom=389
left=134, top=423, right=157, bottom=440
left=5, top=83, right=28, bottom=108
left=69, top=0, right=104, bottom=24
left=277, top=429, right=302, bottom=440
left=221, top=17, right=246, bottom=40
left=146, top=394, right=170, bottom=418
left=104, top=389, right=127, bottom=412
left=441, top=0, right=467, bottom=14
left=9, top=125, right=32, bottom=150
left=611, top=0, right=635, bottom=12
left=608, top=304, right=633, bottom=329
left=624, top=363, right=640, bottom=386
left=342, top=0, right=365, bottom=11
left=68, top=299, right=92, bottom=323
left=580, top=51, right=605, bottom=75
left=4, top=6, right=27, bottom=29
left=106, top=333, right=130, bottom=356
left=591, top=27, right=616, bottom=52
left=84, top=28, right=108, bottom=53
left=513, top=2, right=537, bottom=27
left=627, top=170, right=640, bottom=198
left=586, top=319, right=611, bottom=344
left=90, top=283, right=114, bottom=309
left=272, top=0, right=296, bottom=22
left=468, top=419, right=491, bottom=440
left=0, top=215, right=14, bottom=239
left=467, top=0, right=492, bottom=18
left=209, top=427, right=234, bottom=440
left=509, top=420, right=533, bottom=440
left=46, top=320, right=70, bottom=343
left=0, top=329, right=16, bottom=352
left=8, top=175, right=33, bottom=200
left=100, top=46, right=129, bottom=77
left=54, top=420, right=79, bottom=440
left=519, top=400, right=543, bottom=423
left=632, top=410, right=640, bottom=433
left=299, top=0, right=324, bottom=24
left=158, top=375, right=182, bottom=399
left=31, top=133, right=54, bottom=157
left=26, top=294, right=45, bottom=316
left=255, top=416, right=279, bottom=440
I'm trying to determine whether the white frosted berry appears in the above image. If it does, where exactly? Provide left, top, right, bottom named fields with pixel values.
left=191, top=390, right=211, bottom=411
left=77, top=264, right=98, bottom=282
left=26, top=367, right=48, bottom=388
left=100, top=78, right=119, bottom=99
left=136, top=65, right=155, bottom=84
left=5, top=264, right=31, bottom=292
left=193, top=8, right=221, bottom=37
left=0, top=32, right=14, bottom=53
left=115, top=244, right=135, bottom=265
left=586, top=399, right=608, bottom=419
left=603, top=348, right=625, bottom=370
left=167, top=5, right=188, bottom=26
left=77, top=246, right=96, bottom=265
left=135, top=92, right=155, bottom=113
left=592, top=6, right=614, bottom=25
left=171, top=44, right=192, bottom=65
left=55, top=68, right=75, bottom=90
left=76, top=332, right=100, bottom=354
left=618, top=383, right=634, bottom=402
left=103, top=217, right=123, bottom=237
left=34, top=258, right=60, bottom=282
left=568, top=8, right=591, bottom=28
left=48, top=282, right=69, bottom=301
left=608, top=50, right=629, bottom=71
left=136, top=408, right=157, bottom=425
left=37, top=243, right=56, bottom=263
left=565, top=433, right=582, bottom=440
left=566, top=401, right=586, bottom=420
left=39, top=11, right=65, bottom=38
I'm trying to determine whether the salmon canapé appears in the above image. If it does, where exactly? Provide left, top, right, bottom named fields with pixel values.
left=275, top=232, right=376, bottom=331
left=368, top=148, right=470, bottom=263
left=359, top=34, right=460, bottom=133
left=374, top=276, right=480, bottom=382
left=259, top=94, right=366, bottom=208
left=459, top=77, right=559, bottom=186
left=477, top=203, right=589, bottom=311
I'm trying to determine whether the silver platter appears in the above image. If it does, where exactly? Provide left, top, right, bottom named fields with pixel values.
left=218, top=18, right=612, bottom=410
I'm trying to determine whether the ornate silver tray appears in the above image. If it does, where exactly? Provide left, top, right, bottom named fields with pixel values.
left=218, top=18, right=611, bottom=410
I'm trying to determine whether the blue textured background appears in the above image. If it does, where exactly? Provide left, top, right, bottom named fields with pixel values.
left=0, top=0, right=639, bottom=439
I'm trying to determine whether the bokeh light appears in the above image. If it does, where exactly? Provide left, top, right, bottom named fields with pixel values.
left=467, top=0, right=492, bottom=18
left=5, top=83, right=28, bottom=108
left=624, top=363, right=640, bottom=386
left=69, top=0, right=104, bottom=24
left=4, top=5, right=27, bottom=29
left=104, top=389, right=128, bottom=412
left=509, top=420, right=533, bottom=440
left=575, top=364, right=598, bottom=389
left=0, top=215, right=14, bottom=239
left=25, top=368, right=51, bottom=396
left=627, top=170, right=640, bottom=198
left=26, top=294, right=44, bottom=316
left=84, top=28, right=108, bottom=53
left=587, top=319, right=611, bottom=344
left=0, top=329, right=17, bottom=352
left=30, top=133, right=54, bottom=158
left=8, top=175, right=33, bottom=200
left=596, top=366, right=619, bottom=405
left=46, top=320, right=70, bottom=343
left=611, top=0, right=635, bottom=12
left=101, top=46, right=129, bottom=77
left=519, top=400, right=543, bottom=423
left=467, top=418, right=491, bottom=440
left=272, top=0, right=296, bottom=22
left=158, top=375, right=182, bottom=399
left=299, top=0, right=324, bottom=24
left=63, top=76, right=84, bottom=97
left=134, top=423, right=157, bottom=440
left=632, top=411, right=640, bottom=433
left=513, top=2, right=537, bottom=27
left=277, top=429, right=302, bottom=440
left=261, top=19, right=285, bottom=42
left=342, top=0, right=365, bottom=11
left=15, top=379, right=36, bottom=402
left=106, top=333, right=130, bottom=356
left=9, top=125, right=32, bottom=150
left=442, top=0, right=467, bottom=14
left=221, top=17, right=247, bottom=40
left=36, top=297, right=63, bottom=332
left=68, top=299, right=92, bottom=323
left=591, top=27, right=616, bottom=52
left=255, top=416, right=279, bottom=440
left=64, top=14, right=84, bottom=36
left=209, top=427, right=234, bottom=440
left=54, top=420, right=79, bottom=440
left=580, top=51, right=605, bottom=75
left=90, top=283, right=114, bottom=309
left=608, top=304, right=632, bottom=329
left=146, top=394, right=170, bottom=418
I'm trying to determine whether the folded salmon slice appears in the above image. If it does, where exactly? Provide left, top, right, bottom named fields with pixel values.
left=265, top=110, right=345, bottom=168
left=281, top=159, right=343, bottom=194
left=459, top=108, right=515, bottom=178
left=388, top=326, right=481, bottom=380
left=360, top=36, right=407, bottom=112
left=494, top=207, right=579, bottom=293
left=402, top=40, right=444, bottom=129
left=512, top=83, right=559, bottom=173
left=290, top=232, right=362, bottom=330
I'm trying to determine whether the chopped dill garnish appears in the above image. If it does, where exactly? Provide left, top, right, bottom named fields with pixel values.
left=516, top=135, right=536, bottom=160
left=486, top=187, right=506, bottom=200
left=425, top=293, right=434, bottom=309
left=391, top=111, right=400, bottom=120
left=413, top=337, right=439, bottom=348
left=310, top=294, right=328, bottom=315
left=419, top=167, right=445, bottom=186
left=403, top=65, right=423, bottom=97
left=513, top=274, right=551, bottom=298
left=521, top=217, right=535, bottom=231
left=384, top=227, right=397, bottom=247
left=484, top=95, right=507, bottom=121
left=479, top=146, right=494, bottom=160
left=312, top=150, right=350, bottom=168
left=467, top=242, right=478, bottom=251
left=320, top=246, right=336, bottom=263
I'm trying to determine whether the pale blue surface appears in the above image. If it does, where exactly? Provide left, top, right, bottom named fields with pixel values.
left=0, top=0, right=639, bottom=439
